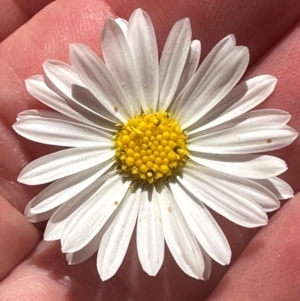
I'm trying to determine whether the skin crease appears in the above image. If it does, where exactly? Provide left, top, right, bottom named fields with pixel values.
left=0, top=0, right=300, bottom=300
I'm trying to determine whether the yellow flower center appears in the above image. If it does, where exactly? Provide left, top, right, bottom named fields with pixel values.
left=115, top=111, right=188, bottom=184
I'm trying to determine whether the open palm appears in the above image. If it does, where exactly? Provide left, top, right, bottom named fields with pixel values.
left=0, top=0, right=300, bottom=300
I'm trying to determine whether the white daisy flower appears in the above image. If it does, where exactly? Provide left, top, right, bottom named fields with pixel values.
left=14, top=8, right=297, bottom=281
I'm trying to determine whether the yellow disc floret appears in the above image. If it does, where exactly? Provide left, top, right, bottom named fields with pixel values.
left=115, top=111, right=188, bottom=184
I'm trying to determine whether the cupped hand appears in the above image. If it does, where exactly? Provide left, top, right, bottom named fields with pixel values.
left=0, top=1, right=300, bottom=300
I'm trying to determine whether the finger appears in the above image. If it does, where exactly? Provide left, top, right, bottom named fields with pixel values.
left=0, top=119, right=43, bottom=210
left=206, top=193, right=300, bottom=301
left=107, top=0, right=300, bottom=63
left=245, top=22, right=300, bottom=192
left=0, top=225, right=254, bottom=301
left=0, top=0, right=115, bottom=127
left=0, top=241, right=133, bottom=301
left=0, top=0, right=54, bottom=42
left=114, top=223, right=258, bottom=301
left=0, top=1, right=299, bottom=301
left=0, top=194, right=41, bottom=281
left=0, top=0, right=116, bottom=210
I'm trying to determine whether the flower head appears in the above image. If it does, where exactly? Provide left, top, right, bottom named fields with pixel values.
left=14, top=9, right=298, bottom=280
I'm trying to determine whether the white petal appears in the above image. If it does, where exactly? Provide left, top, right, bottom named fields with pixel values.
left=66, top=227, right=104, bottom=265
left=172, top=34, right=236, bottom=109
left=69, top=44, right=131, bottom=122
left=137, top=186, right=164, bottom=276
left=174, top=40, right=201, bottom=99
left=26, top=208, right=56, bottom=223
left=61, top=174, right=130, bottom=253
left=169, top=181, right=231, bottom=265
left=178, top=166, right=270, bottom=227
left=189, top=75, right=278, bottom=132
left=115, top=18, right=128, bottom=37
left=192, top=108, right=292, bottom=137
left=16, top=109, right=72, bottom=122
left=158, top=18, right=192, bottom=110
left=101, top=19, right=141, bottom=116
left=127, top=9, right=159, bottom=112
left=237, top=109, right=291, bottom=126
left=171, top=34, right=241, bottom=123
left=97, top=187, right=140, bottom=280
left=44, top=172, right=117, bottom=241
left=177, top=46, right=249, bottom=129
left=253, top=177, right=294, bottom=200
left=25, top=76, right=114, bottom=131
left=18, top=147, right=114, bottom=185
left=66, top=218, right=111, bottom=264
left=189, top=124, right=297, bottom=154
left=190, top=109, right=292, bottom=137
left=25, top=161, right=113, bottom=215
left=200, top=246, right=212, bottom=281
left=190, top=153, right=287, bottom=179
left=13, top=115, right=113, bottom=148
left=43, top=60, right=118, bottom=123
left=156, top=182, right=205, bottom=279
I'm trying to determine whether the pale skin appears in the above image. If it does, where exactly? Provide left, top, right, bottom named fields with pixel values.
left=0, top=0, right=300, bottom=300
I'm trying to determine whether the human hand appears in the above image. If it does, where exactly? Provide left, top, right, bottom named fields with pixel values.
left=0, top=0, right=300, bottom=300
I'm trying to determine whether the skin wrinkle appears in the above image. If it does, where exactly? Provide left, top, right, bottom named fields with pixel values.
left=0, top=0, right=54, bottom=41
left=0, top=0, right=299, bottom=300
left=0, top=194, right=41, bottom=280
left=0, top=242, right=135, bottom=301
left=0, top=178, right=28, bottom=212
left=0, top=57, right=42, bottom=126
left=0, top=119, right=45, bottom=211
left=0, top=0, right=27, bottom=41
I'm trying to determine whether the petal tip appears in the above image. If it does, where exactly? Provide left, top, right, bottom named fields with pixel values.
left=225, top=34, right=236, bottom=45
left=140, top=260, right=162, bottom=277
left=220, top=252, right=232, bottom=266
left=17, top=173, right=26, bottom=184
left=98, top=268, right=115, bottom=281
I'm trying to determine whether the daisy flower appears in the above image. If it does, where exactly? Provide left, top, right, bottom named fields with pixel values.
left=14, top=8, right=297, bottom=281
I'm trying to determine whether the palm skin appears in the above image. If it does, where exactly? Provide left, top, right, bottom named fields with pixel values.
left=0, top=0, right=300, bottom=300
